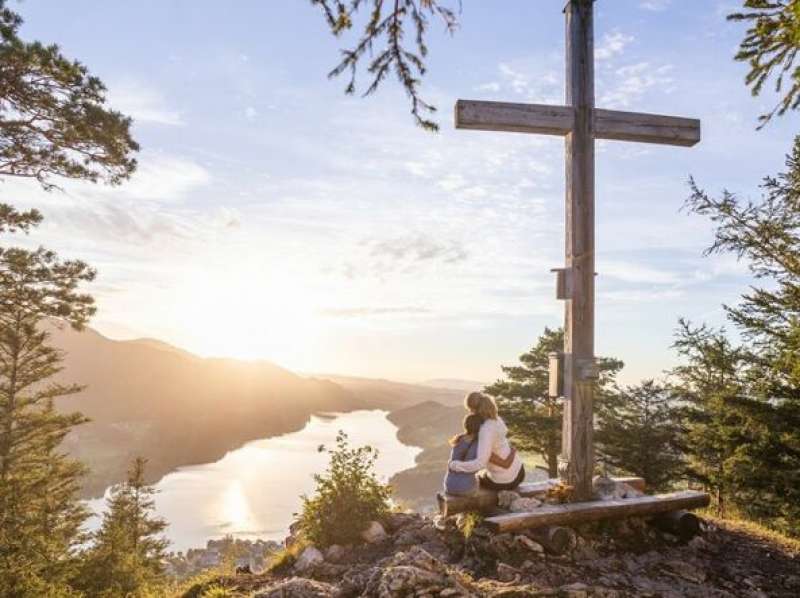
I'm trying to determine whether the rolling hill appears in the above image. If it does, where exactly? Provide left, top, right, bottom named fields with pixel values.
left=50, top=325, right=364, bottom=497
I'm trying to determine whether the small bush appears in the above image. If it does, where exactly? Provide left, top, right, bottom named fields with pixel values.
left=266, top=540, right=307, bottom=574
left=458, top=511, right=483, bottom=538
left=200, top=586, right=235, bottom=598
left=299, top=431, right=392, bottom=547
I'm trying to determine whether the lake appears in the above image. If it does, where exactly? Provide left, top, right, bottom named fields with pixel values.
left=87, top=410, right=421, bottom=551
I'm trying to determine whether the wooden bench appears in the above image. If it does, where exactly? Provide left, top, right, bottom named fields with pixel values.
left=437, top=476, right=646, bottom=518
left=484, top=490, right=710, bottom=533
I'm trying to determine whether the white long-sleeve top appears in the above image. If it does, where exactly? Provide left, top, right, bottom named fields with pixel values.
left=448, top=417, right=522, bottom=484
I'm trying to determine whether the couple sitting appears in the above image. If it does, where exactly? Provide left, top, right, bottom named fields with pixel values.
left=444, top=392, right=524, bottom=496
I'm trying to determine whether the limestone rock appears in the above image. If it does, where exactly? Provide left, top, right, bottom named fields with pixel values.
left=361, top=520, right=388, bottom=544
left=661, top=559, right=707, bottom=584
left=324, top=544, right=346, bottom=563
left=560, top=582, right=590, bottom=598
left=515, top=534, right=544, bottom=555
left=293, top=546, right=323, bottom=573
left=496, top=562, right=520, bottom=582
left=497, top=490, right=520, bottom=509
left=254, top=577, right=336, bottom=597
left=362, top=546, right=476, bottom=597
left=509, top=496, right=542, bottom=512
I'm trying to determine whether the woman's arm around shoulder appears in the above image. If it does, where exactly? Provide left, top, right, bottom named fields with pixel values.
left=449, top=419, right=496, bottom=474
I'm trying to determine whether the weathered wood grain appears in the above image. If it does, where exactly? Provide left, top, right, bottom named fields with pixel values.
left=484, top=491, right=711, bottom=533
left=562, top=0, right=596, bottom=502
left=455, top=100, right=573, bottom=136
left=595, top=109, right=700, bottom=147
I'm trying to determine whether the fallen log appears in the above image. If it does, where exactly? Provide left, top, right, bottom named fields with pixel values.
left=650, top=510, right=701, bottom=541
left=437, top=477, right=645, bottom=518
left=484, top=490, right=710, bottom=533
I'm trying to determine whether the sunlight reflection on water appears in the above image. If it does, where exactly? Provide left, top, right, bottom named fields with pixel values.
left=86, top=410, right=420, bottom=551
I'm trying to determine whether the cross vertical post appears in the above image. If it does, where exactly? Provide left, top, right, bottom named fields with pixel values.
left=561, top=0, right=596, bottom=501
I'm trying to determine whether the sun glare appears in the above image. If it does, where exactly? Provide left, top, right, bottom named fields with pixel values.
left=168, top=262, right=320, bottom=368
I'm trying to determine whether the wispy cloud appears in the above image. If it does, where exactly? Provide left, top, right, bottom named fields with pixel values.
left=640, top=0, right=671, bottom=11
left=601, top=62, right=675, bottom=108
left=602, top=260, right=681, bottom=285
left=369, top=235, right=468, bottom=265
left=320, top=306, right=431, bottom=318
left=596, top=31, right=635, bottom=61
left=107, top=80, right=184, bottom=126
left=87, top=152, right=211, bottom=202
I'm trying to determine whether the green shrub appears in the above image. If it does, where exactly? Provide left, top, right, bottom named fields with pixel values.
left=199, top=585, right=235, bottom=598
left=299, top=431, right=392, bottom=547
left=458, top=511, right=483, bottom=539
left=266, top=540, right=307, bottom=574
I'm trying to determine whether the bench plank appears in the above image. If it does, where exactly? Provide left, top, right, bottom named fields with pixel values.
left=438, top=477, right=645, bottom=517
left=484, top=490, right=710, bottom=533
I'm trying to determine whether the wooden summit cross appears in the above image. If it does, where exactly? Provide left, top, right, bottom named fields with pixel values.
left=456, top=0, right=700, bottom=502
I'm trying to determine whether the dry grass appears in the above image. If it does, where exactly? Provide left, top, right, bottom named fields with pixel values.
left=701, top=511, right=800, bottom=555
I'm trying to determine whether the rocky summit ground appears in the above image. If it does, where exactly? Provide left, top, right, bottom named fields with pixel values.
left=179, top=513, right=800, bottom=597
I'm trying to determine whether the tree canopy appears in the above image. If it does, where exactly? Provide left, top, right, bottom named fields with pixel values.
left=729, top=0, right=800, bottom=126
left=0, top=0, right=137, bottom=189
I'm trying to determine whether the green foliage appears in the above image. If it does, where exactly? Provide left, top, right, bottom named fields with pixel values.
left=484, top=327, right=623, bottom=477
left=199, top=585, right=235, bottom=598
left=265, top=540, right=307, bottom=574
left=595, top=380, right=684, bottom=492
left=457, top=511, right=483, bottom=539
left=0, top=212, right=94, bottom=596
left=0, top=0, right=137, bottom=188
left=729, top=1, right=800, bottom=126
left=299, top=431, right=392, bottom=547
left=76, top=457, right=170, bottom=598
left=309, top=0, right=460, bottom=131
left=686, top=138, right=800, bottom=534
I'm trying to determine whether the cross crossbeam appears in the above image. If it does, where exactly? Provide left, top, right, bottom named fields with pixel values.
left=455, top=0, right=701, bottom=501
left=455, top=100, right=700, bottom=147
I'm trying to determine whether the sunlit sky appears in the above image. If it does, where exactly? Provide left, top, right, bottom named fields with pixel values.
left=7, top=0, right=800, bottom=384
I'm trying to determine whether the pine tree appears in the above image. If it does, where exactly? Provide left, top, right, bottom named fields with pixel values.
left=77, top=458, right=169, bottom=598
left=0, top=214, right=95, bottom=595
left=310, top=0, right=460, bottom=131
left=0, top=0, right=137, bottom=188
left=484, top=327, right=623, bottom=478
left=684, top=138, right=800, bottom=533
left=595, top=380, right=684, bottom=492
left=728, top=1, right=800, bottom=126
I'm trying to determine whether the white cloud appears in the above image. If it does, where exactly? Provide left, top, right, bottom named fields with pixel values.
left=602, top=261, right=681, bottom=285
left=244, top=106, right=258, bottom=120
left=107, top=80, right=184, bottom=126
left=104, top=153, right=211, bottom=201
left=640, top=0, right=671, bottom=11
left=476, top=82, right=501, bottom=93
left=596, top=31, right=635, bottom=61
left=601, top=62, right=675, bottom=108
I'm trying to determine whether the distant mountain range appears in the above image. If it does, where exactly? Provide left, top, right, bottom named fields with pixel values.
left=48, top=325, right=465, bottom=498
left=420, top=378, right=489, bottom=393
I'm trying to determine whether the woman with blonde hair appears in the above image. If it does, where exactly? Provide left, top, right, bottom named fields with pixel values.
left=448, top=391, right=524, bottom=491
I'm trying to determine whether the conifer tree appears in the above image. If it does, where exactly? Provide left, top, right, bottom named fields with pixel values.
left=310, top=0, right=460, bottom=130
left=669, top=319, right=800, bottom=528
left=0, top=213, right=95, bottom=595
left=595, top=380, right=683, bottom=492
left=77, top=458, right=169, bottom=598
left=685, top=137, right=800, bottom=533
left=0, top=0, right=137, bottom=188
left=484, top=327, right=623, bottom=477
left=729, top=1, right=800, bottom=126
